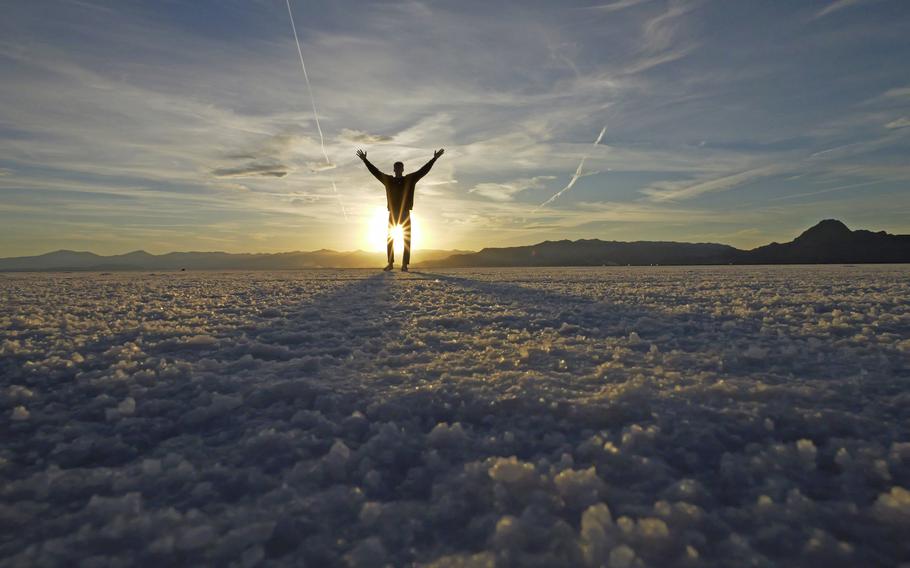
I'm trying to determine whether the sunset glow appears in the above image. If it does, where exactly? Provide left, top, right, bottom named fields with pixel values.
left=2, top=2, right=909, bottom=256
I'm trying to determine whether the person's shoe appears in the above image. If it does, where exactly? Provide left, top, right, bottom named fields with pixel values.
left=383, top=263, right=394, bottom=271
left=401, top=265, right=409, bottom=272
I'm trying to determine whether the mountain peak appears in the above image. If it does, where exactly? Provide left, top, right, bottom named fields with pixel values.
left=46, top=250, right=97, bottom=257
left=795, top=219, right=851, bottom=242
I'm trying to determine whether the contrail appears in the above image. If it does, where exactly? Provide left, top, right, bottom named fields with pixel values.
left=286, top=0, right=347, bottom=219
left=535, top=125, right=607, bottom=211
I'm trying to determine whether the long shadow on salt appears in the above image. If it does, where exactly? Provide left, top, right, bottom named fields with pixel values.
left=240, top=269, right=909, bottom=566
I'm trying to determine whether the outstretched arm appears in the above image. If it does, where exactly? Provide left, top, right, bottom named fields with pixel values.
left=356, top=149, right=388, bottom=183
left=411, top=148, right=444, bottom=181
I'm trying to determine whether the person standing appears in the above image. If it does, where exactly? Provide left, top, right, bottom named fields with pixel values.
left=356, top=148, right=444, bottom=271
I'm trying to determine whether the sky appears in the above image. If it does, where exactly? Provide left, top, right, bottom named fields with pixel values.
left=1, top=0, right=909, bottom=256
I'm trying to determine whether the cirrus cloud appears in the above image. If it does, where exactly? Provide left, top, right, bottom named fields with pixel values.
left=212, top=164, right=289, bottom=178
left=468, top=176, right=556, bottom=202
left=339, top=128, right=394, bottom=144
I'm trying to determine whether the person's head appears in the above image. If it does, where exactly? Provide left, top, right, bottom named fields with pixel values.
left=393, top=161, right=404, bottom=176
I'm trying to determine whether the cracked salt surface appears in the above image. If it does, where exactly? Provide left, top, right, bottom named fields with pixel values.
left=1, top=266, right=909, bottom=567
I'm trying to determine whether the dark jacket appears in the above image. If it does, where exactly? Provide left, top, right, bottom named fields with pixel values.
left=364, top=157, right=437, bottom=218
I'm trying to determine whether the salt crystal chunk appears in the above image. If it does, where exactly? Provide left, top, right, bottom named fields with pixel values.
left=609, top=544, right=636, bottom=568
left=10, top=406, right=29, bottom=421
left=117, top=397, right=136, bottom=415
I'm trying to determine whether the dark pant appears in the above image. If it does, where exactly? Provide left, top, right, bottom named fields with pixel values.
left=387, top=212, right=411, bottom=265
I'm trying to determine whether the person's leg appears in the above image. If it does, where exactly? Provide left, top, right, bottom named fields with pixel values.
left=383, top=213, right=395, bottom=270
left=401, top=214, right=412, bottom=268
left=385, top=213, right=395, bottom=269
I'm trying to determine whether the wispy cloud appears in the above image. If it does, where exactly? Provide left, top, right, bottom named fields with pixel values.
left=769, top=179, right=889, bottom=201
left=885, top=117, right=910, bottom=129
left=813, top=0, right=878, bottom=19
left=622, top=44, right=697, bottom=74
left=882, top=86, right=910, bottom=99
left=469, top=176, right=555, bottom=202
left=536, top=126, right=607, bottom=210
left=305, top=161, right=339, bottom=172
left=212, top=164, right=289, bottom=178
left=642, top=165, right=783, bottom=202
left=620, top=0, right=700, bottom=74
left=808, top=131, right=907, bottom=160
left=641, top=0, right=698, bottom=53
left=585, top=0, right=652, bottom=13
left=340, top=129, right=393, bottom=144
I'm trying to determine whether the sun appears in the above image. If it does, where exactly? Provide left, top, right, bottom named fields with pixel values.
left=361, top=207, right=428, bottom=262
left=363, top=207, right=426, bottom=259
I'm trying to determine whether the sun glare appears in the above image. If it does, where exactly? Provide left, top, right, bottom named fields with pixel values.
left=390, top=223, right=405, bottom=259
left=364, top=207, right=425, bottom=259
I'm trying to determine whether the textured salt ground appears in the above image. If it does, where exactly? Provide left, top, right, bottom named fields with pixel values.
left=1, top=266, right=909, bottom=567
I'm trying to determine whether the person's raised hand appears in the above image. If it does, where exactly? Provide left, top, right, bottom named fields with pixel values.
left=356, top=149, right=367, bottom=161
left=434, top=148, right=445, bottom=159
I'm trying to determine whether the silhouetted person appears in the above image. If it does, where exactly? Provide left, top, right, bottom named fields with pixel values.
left=356, top=148, right=444, bottom=271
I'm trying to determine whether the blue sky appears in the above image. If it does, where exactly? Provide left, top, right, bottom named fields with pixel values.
left=1, top=0, right=909, bottom=255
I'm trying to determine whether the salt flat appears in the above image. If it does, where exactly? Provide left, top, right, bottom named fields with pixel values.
left=2, top=266, right=909, bottom=567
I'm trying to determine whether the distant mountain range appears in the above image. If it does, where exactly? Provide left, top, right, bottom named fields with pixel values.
left=423, top=220, right=910, bottom=267
left=0, top=220, right=907, bottom=272
left=0, top=248, right=470, bottom=272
